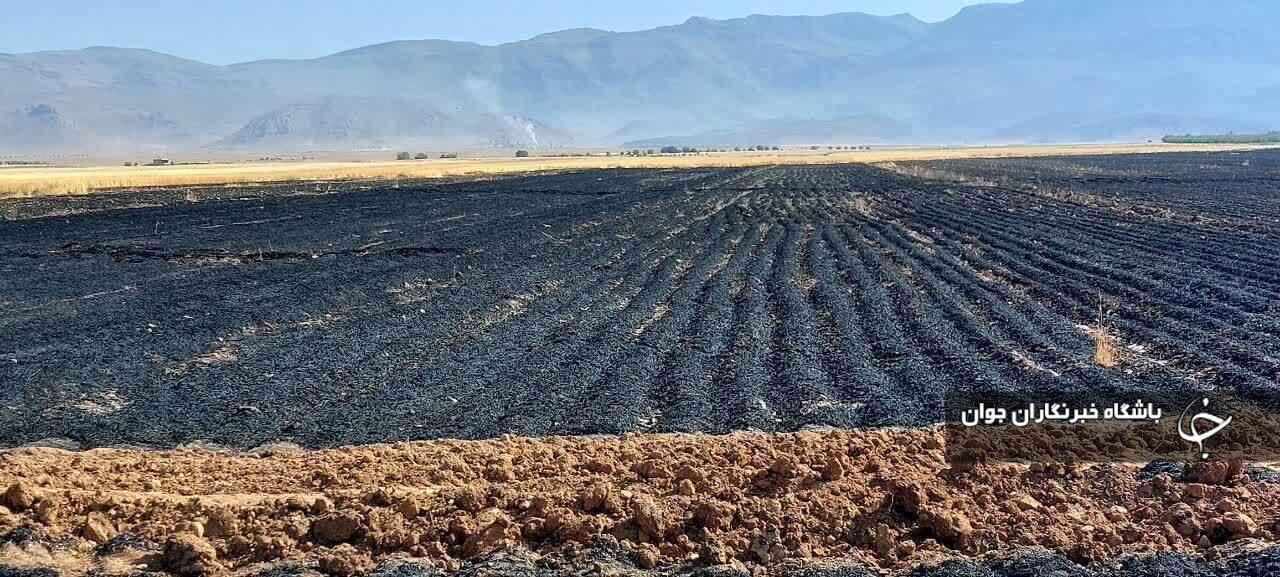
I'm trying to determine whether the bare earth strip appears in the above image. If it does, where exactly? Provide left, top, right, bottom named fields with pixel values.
left=0, top=143, right=1269, bottom=198
left=2, top=430, right=1278, bottom=576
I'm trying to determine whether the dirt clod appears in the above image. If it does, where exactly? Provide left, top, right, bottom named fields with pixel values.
left=317, top=544, right=373, bottom=577
left=1222, top=512, right=1259, bottom=538
left=2, top=483, right=36, bottom=511
left=769, top=455, right=806, bottom=478
left=581, top=484, right=613, bottom=513
left=632, top=495, right=666, bottom=540
left=821, top=454, right=846, bottom=481
left=312, top=511, right=365, bottom=544
left=81, top=512, right=116, bottom=543
left=462, top=509, right=518, bottom=557
left=1184, top=460, right=1245, bottom=485
left=163, top=533, right=220, bottom=576
left=750, top=528, right=786, bottom=564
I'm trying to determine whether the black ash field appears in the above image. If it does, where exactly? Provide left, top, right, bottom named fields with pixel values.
left=2, top=150, right=1279, bottom=449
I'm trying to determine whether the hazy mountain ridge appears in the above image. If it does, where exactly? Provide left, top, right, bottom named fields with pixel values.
left=622, top=115, right=913, bottom=148
left=218, top=96, right=572, bottom=149
left=2, top=0, right=1277, bottom=152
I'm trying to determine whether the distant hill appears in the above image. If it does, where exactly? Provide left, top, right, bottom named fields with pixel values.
left=623, top=115, right=912, bottom=148
left=2, top=0, right=1279, bottom=152
left=217, top=96, right=572, bottom=149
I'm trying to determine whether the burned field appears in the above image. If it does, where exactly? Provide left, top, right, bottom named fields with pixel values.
left=5, top=150, right=1280, bottom=577
left=3, top=150, right=1280, bottom=449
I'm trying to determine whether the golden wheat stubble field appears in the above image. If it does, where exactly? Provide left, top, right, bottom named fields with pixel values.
left=0, top=142, right=1268, bottom=198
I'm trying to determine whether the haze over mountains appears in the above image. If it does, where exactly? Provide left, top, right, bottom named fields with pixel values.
left=1, top=0, right=1277, bottom=153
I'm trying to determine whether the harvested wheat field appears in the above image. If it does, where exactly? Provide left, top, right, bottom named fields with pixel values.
left=0, top=143, right=1264, bottom=199
left=4, top=149, right=1280, bottom=576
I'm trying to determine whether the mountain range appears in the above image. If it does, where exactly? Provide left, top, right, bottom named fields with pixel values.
left=1, top=0, right=1277, bottom=153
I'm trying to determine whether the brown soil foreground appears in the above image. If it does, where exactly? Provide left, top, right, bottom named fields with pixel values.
left=0, top=142, right=1270, bottom=198
left=2, top=429, right=1278, bottom=576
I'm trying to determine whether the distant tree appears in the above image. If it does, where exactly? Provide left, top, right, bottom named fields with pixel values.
left=771, top=146, right=781, bottom=151
left=660, top=146, right=680, bottom=154
left=413, top=152, right=429, bottom=159
left=440, top=152, right=459, bottom=159
left=396, top=151, right=412, bottom=160
left=515, top=150, right=530, bottom=157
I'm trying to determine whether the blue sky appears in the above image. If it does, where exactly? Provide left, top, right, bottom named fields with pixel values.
left=1, top=0, right=999, bottom=64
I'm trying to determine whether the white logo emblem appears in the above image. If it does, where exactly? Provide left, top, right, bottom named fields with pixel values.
left=1178, top=397, right=1231, bottom=459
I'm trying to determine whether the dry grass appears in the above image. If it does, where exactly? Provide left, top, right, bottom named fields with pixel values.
left=1093, top=328, right=1120, bottom=368
left=1, top=143, right=1268, bottom=199
left=1092, top=300, right=1120, bottom=368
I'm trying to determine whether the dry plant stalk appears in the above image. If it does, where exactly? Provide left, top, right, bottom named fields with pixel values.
left=1093, top=298, right=1119, bottom=367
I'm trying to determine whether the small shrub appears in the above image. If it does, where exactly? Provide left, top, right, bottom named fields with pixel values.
left=395, top=152, right=411, bottom=160
left=413, top=153, right=429, bottom=160
left=515, top=150, right=530, bottom=158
